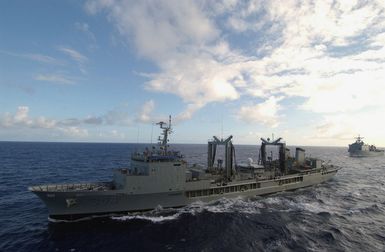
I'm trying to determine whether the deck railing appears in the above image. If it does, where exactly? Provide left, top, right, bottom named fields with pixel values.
left=29, top=182, right=113, bottom=192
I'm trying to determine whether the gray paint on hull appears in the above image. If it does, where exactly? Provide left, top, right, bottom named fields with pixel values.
left=32, top=169, right=338, bottom=219
left=349, top=151, right=384, bottom=157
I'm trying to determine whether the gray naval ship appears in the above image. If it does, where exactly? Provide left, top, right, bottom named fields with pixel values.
left=348, top=135, right=384, bottom=157
left=30, top=117, right=339, bottom=220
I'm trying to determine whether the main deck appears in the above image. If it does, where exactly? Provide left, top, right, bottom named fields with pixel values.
left=29, top=182, right=114, bottom=192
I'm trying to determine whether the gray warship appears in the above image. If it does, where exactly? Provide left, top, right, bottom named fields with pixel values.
left=348, top=135, right=384, bottom=157
left=30, top=117, right=339, bottom=220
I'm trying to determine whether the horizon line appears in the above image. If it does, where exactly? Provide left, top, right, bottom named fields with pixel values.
left=0, top=140, right=349, bottom=148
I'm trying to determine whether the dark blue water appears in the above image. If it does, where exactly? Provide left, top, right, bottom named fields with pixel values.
left=1, top=142, right=384, bottom=251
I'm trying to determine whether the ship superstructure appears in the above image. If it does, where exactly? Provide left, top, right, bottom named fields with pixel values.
left=348, top=135, right=384, bottom=157
left=30, top=117, right=339, bottom=220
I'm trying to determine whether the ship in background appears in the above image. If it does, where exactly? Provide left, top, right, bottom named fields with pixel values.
left=30, top=116, right=340, bottom=221
left=348, top=135, right=384, bottom=157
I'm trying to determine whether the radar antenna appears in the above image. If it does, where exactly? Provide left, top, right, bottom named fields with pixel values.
left=355, top=135, right=364, bottom=143
left=157, top=115, right=172, bottom=153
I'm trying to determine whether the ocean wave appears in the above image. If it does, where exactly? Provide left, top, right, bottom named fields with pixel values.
left=346, top=204, right=382, bottom=215
left=48, top=213, right=119, bottom=223
left=110, top=197, right=264, bottom=223
left=111, top=212, right=182, bottom=223
left=2, top=143, right=385, bottom=252
left=108, top=192, right=338, bottom=224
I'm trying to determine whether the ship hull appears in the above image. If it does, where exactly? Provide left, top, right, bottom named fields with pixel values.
left=349, top=150, right=384, bottom=157
left=32, top=190, right=189, bottom=221
left=30, top=168, right=338, bottom=221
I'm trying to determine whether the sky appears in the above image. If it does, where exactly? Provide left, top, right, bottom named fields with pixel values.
left=1, top=0, right=385, bottom=146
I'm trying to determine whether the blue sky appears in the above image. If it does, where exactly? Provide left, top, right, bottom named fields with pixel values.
left=1, top=0, right=385, bottom=146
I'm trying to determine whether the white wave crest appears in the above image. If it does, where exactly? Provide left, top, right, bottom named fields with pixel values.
left=111, top=197, right=264, bottom=223
left=111, top=212, right=182, bottom=223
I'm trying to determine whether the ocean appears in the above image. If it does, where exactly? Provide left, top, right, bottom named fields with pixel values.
left=0, top=142, right=384, bottom=251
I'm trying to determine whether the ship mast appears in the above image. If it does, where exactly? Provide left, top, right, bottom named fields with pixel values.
left=157, top=115, right=172, bottom=154
left=355, top=135, right=364, bottom=143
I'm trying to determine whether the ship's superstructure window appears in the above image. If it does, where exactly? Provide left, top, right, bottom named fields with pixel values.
left=130, top=164, right=149, bottom=175
left=278, top=176, right=303, bottom=185
left=185, top=182, right=261, bottom=198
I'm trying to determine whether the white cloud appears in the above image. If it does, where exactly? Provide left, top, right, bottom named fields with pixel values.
left=58, top=46, right=88, bottom=74
left=34, top=73, right=75, bottom=85
left=237, top=96, right=283, bottom=127
left=145, top=55, right=240, bottom=104
left=0, top=50, right=63, bottom=65
left=136, top=100, right=183, bottom=124
left=0, top=106, right=56, bottom=129
left=0, top=106, right=134, bottom=140
left=58, top=46, right=88, bottom=64
left=96, top=129, right=126, bottom=141
left=86, top=1, right=218, bottom=61
left=58, top=126, right=89, bottom=138
left=310, top=108, right=385, bottom=146
left=85, top=0, right=239, bottom=113
left=85, top=0, right=385, bottom=129
left=34, top=116, right=57, bottom=129
left=57, top=108, right=132, bottom=126
left=174, top=103, right=204, bottom=123
left=299, top=69, right=385, bottom=113
left=75, top=22, right=96, bottom=42
left=24, top=53, right=62, bottom=64
left=137, top=100, right=155, bottom=123
left=14, top=106, right=29, bottom=123
left=315, top=119, right=355, bottom=141
left=104, top=108, right=132, bottom=126
left=110, top=129, right=125, bottom=139
left=0, top=107, right=86, bottom=139
left=83, top=116, right=104, bottom=125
